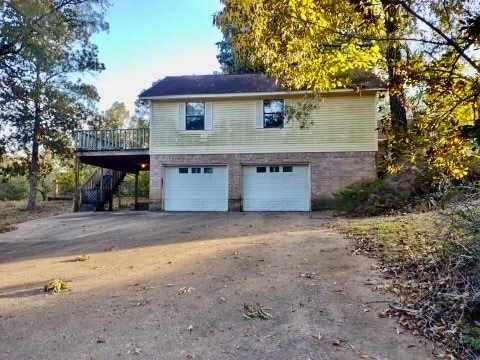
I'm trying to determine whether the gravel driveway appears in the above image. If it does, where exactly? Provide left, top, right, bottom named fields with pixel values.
left=0, top=212, right=434, bottom=359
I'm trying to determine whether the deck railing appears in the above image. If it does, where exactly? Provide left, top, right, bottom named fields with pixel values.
left=74, top=128, right=149, bottom=151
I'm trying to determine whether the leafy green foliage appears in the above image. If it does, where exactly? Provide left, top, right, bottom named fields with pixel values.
left=333, top=178, right=405, bottom=216
left=216, top=0, right=382, bottom=91
left=213, top=22, right=264, bottom=74
left=0, top=177, right=28, bottom=201
left=460, top=325, right=480, bottom=351
left=89, top=101, right=130, bottom=130
left=0, top=0, right=109, bottom=209
left=118, top=172, right=149, bottom=198
left=130, top=97, right=150, bottom=129
left=57, top=163, right=94, bottom=196
left=216, top=0, right=480, bottom=185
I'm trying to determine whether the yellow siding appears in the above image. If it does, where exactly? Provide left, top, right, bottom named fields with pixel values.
left=150, top=94, right=378, bottom=154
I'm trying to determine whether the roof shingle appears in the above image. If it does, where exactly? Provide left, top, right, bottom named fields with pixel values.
left=139, top=72, right=384, bottom=98
left=139, top=74, right=282, bottom=98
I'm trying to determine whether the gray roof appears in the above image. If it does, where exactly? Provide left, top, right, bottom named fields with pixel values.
left=139, top=74, right=283, bottom=98
left=139, top=72, right=384, bottom=98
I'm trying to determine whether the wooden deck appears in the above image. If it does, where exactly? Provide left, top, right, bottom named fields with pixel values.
left=74, top=129, right=150, bottom=172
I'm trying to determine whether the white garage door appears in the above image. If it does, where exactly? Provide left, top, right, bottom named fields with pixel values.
left=243, top=165, right=310, bottom=211
left=164, top=166, right=228, bottom=211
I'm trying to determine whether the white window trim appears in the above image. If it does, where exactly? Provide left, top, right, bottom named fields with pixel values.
left=255, top=99, right=292, bottom=129
left=178, top=102, right=213, bottom=131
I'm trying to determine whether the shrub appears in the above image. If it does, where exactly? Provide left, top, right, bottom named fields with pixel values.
left=0, top=177, right=28, bottom=200
left=334, top=178, right=405, bottom=216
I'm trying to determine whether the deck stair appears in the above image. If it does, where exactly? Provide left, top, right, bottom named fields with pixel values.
left=79, top=168, right=126, bottom=211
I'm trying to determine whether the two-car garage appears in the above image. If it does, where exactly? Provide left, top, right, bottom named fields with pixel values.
left=163, top=165, right=310, bottom=211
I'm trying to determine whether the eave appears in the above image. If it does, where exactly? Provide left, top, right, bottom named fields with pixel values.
left=139, top=88, right=385, bottom=101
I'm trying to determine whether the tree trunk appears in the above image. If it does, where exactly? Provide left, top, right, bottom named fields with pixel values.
left=26, top=111, right=40, bottom=210
left=383, top=0, right=408, bottom=131
left=26, top=72, right=42, bottom=210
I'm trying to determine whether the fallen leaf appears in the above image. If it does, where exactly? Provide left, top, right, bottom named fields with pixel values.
left=128, top=347, right=142, bottom=355
left=177, top=287, right=194, bottom=295
left=74, top=255, right=89, bottom=262
left=332, top=338, right=344, bottom=346
left=378, top=311, right=389, bottom=318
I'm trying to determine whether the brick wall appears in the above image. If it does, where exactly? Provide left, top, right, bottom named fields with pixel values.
left=149, top=152, right=376, bottom=211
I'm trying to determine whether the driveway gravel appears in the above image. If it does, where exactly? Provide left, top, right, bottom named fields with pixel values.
left=0, top=212, right=434, bottom=359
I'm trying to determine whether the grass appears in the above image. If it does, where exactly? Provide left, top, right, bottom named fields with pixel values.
left=460, top=325, right=480, bottom=351
left=344, top=211, right=480, bottom=358
left=0, top=200, right=72, bottom=232
left=344, top=214, right=441, bottom=264
left=0, top=200, right=26, bottom=212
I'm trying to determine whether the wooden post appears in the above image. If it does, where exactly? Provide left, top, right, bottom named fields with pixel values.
left=99, top=167, right=103, bottom=210
left=109, top=176, right=113, bottom=211
left=73, top=155, right=80, bottom=212
left=134, top=172, right=139, bottom=210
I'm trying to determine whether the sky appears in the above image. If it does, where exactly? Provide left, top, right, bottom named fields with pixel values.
left=89, top=0, right=223, bottom=114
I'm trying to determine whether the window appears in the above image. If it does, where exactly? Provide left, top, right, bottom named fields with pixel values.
left=204, top=167, right=213, bottom=174
left=256, top=167, right=266, bottom=173
left=270, top=166, right=280, bottom=173
left=191, top=167, right=201, bottom=174
left=263, top=100, right=284, bottom=128
left=179, top=168, right=188, bottom=174
left=283, top=166, right=293, bottom=173
left=186, top=102, right=205, bottom=130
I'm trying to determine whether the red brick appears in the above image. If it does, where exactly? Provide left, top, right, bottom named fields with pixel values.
left=149, top=152, right=376, bottom=211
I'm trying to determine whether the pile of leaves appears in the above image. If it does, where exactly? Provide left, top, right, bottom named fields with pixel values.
left=243, top=302, right=272, bottom=319
left=44, top=279, right=71, bottom=293
left=344, top=205, right=480, bottom=359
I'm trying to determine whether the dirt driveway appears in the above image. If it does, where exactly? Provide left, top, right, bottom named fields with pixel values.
left=0, top=212, right=434, bottom=359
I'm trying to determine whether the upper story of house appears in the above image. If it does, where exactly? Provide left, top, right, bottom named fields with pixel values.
left=139, top=74, right=382, bottom=155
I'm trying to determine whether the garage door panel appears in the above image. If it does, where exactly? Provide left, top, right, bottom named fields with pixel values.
left=243, top=165, right=310, bottom=211
left=164, top=166, right=228, bottom=211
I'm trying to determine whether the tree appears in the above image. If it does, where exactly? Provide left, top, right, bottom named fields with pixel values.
left=214, top=23, right=264, bottom=74
left=215, top=0, right=480, bottom=185
left=0, top=0, right=107, bottom=59
left=0, top=0, right=109, bottom=210
left=89, top=101, right=130, bottom=130
left=130, top=97, right=150, bottom=129
left=215, top=1, right=382, bottom=89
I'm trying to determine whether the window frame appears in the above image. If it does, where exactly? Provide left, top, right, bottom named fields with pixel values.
left=185, top=102, right=205, bottom=131
left=263, top=99, right=284, bottom=128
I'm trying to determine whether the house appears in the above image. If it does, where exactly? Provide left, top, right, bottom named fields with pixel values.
left=136, top=73, right=381, bottom=212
